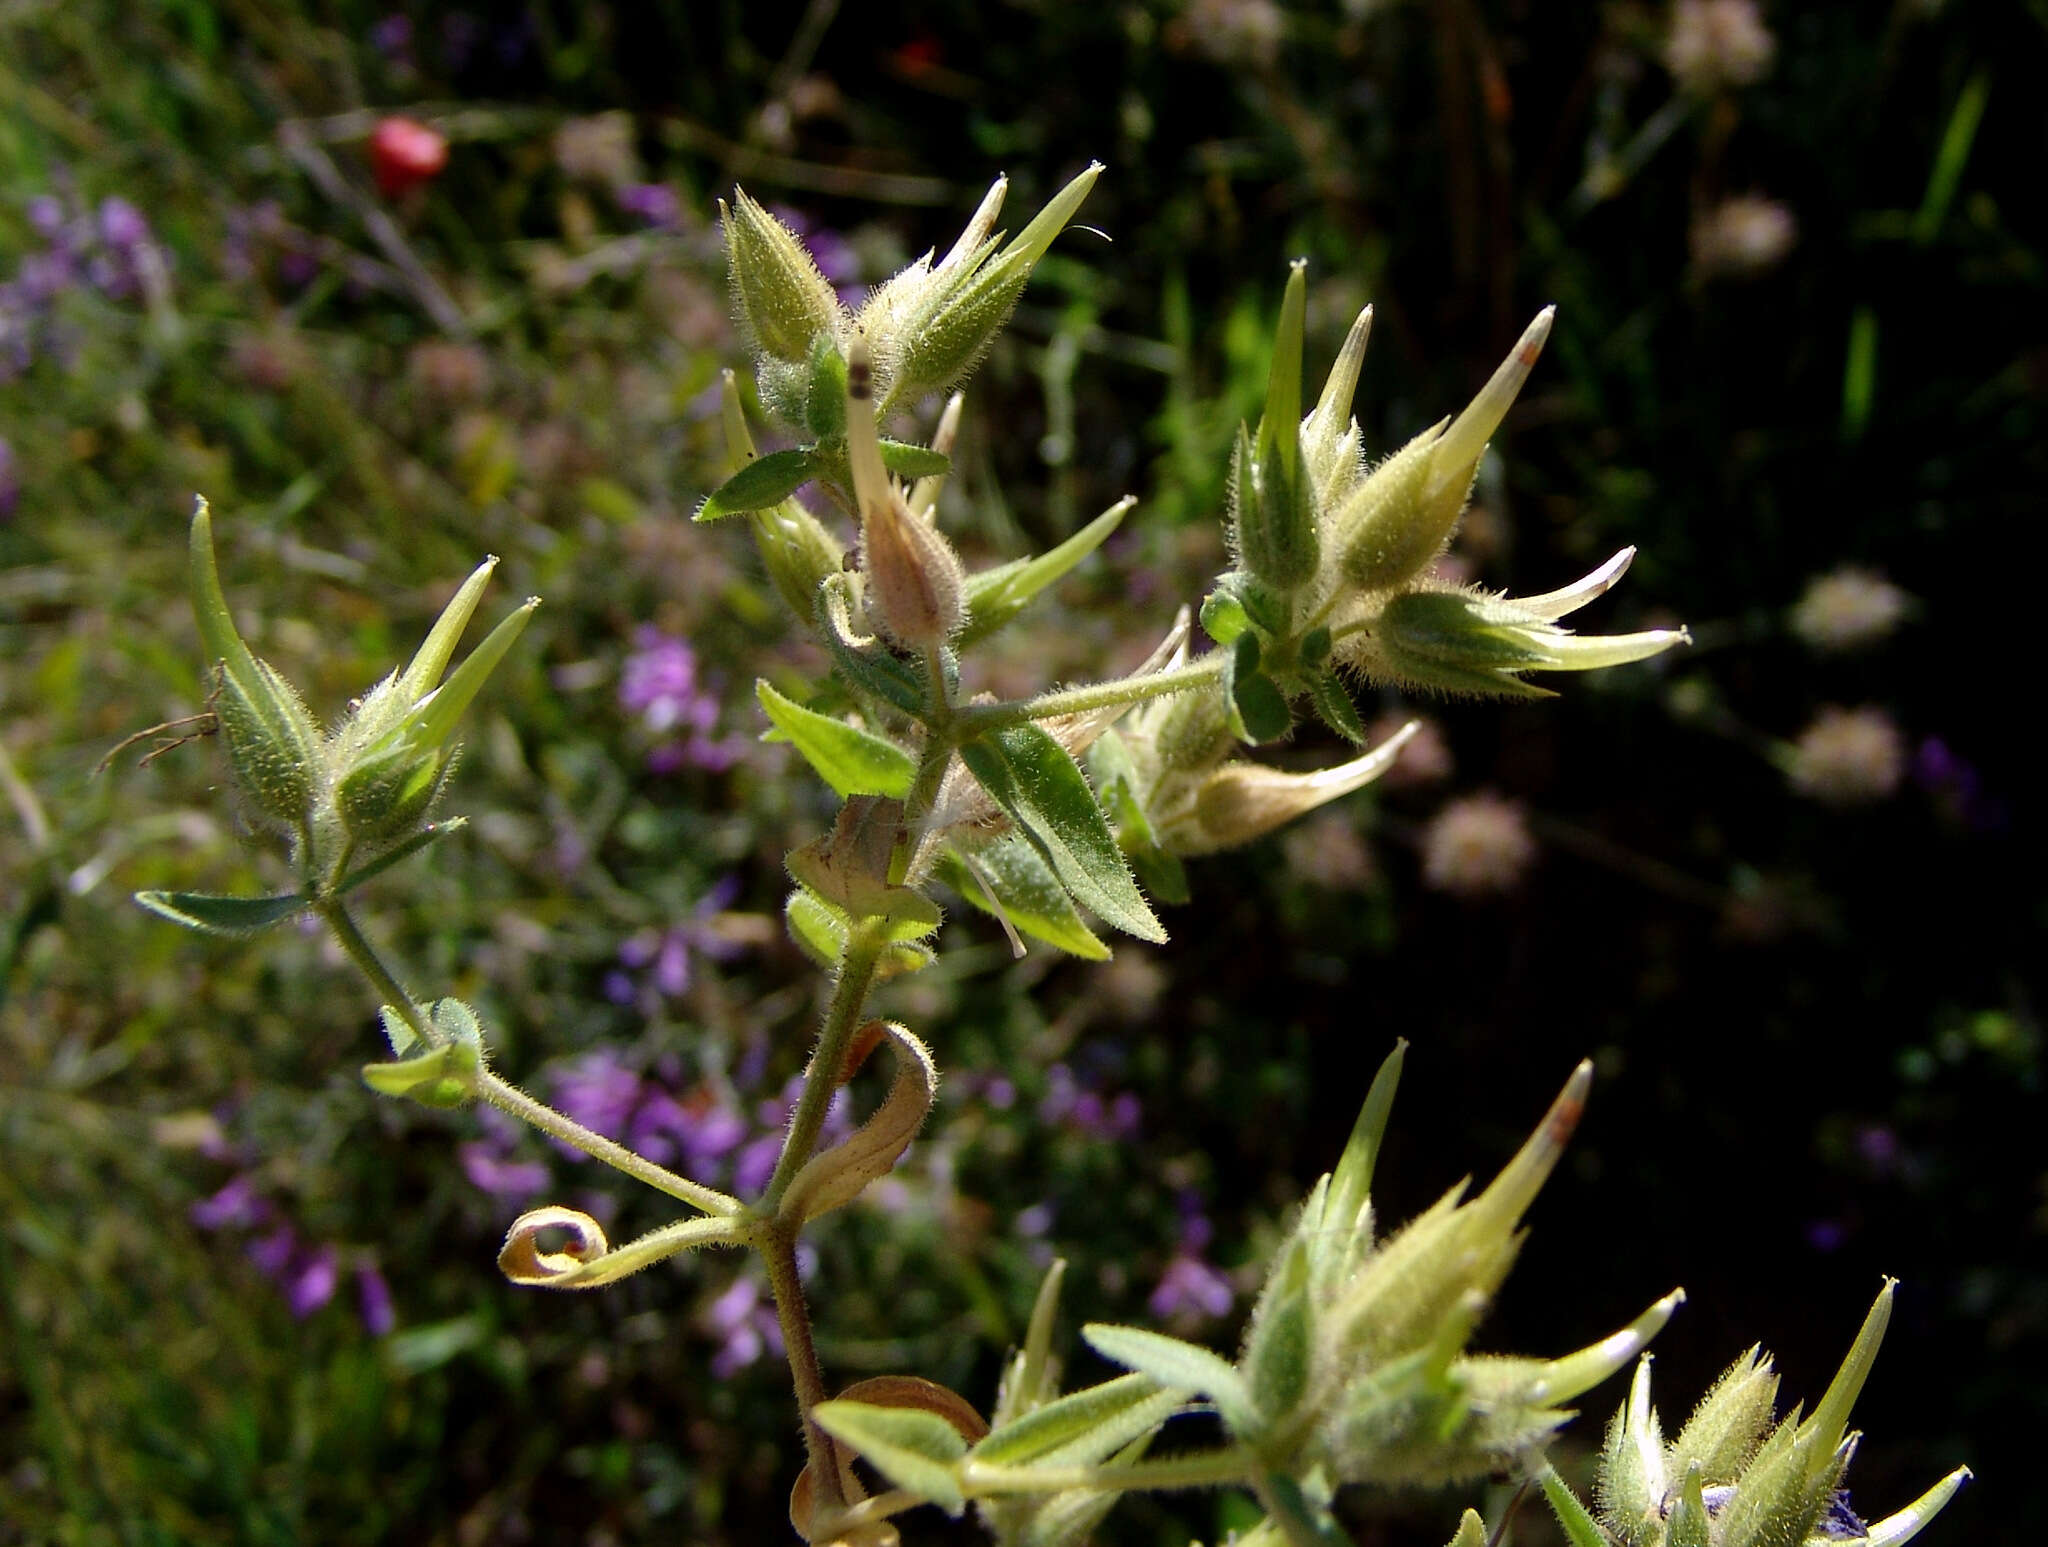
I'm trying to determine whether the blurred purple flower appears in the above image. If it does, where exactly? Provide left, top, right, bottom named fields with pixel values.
left=248, top=1226, right=298, bottom=1279
left=620, top=626, right=747, bottom=772
left=617, top=182, right=681, bottom=229
left=704, top=1271, right=784, bottom=1377
left=1149, top=1253, right=1234, bottom=1321
left=0, top=437, right=20, bottom=519
left=98, top=197, right=149, bottom=250
left=284, top=1244, right=339, bottom=1319
left=1038, top=1064, right=1141, bottom=1140
left=1914, top=736, right=2006, bottom=833
left=356, top=1262, right=396, bottom=1335
left=458, top=1139, right=550, bottom=1201
left=550, top=1049, right=644, bottom=1151
left=767, top=203, right=864, bottom=308
left=191, top=1174, right=271, bottom=1230
left=369, top=14, right=414, bottom=60
left=1806, top=1219, right=1849, bottom=1253
left=606, top=876, right=745, bottom=1005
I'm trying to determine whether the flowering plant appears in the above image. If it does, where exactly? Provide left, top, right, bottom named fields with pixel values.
left=132, top=167, right=1965, bottom=1547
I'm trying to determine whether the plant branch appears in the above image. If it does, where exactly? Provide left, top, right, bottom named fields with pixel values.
left=957, top=655, right=1224, bottom=733
left=763, top=1220, right=848, bottom=1513
left=760, top=923, right=887, bottom=1211
left=476, top=1072, right=743, bottom=1216
left=964, top=1447, right=1259, bottom=1497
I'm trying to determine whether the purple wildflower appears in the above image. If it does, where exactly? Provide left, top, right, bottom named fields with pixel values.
left=356, top=1262, right=396, bottom=1336
left=1038, top=1064, right=1141, bottom=1140
left=704, top=1271, right=784, bottom=1378
left=619, top=627, right=748, bottom=772
left=608, top=876, right=746, bottom=1006
left=191, top=1174, right=271, bottom=1230
left=97, top=197, right=149, bottom=250
left=1149, top=1253, right=1235, bottom=1321
left=284, top=1244, right=339, bottom=1319
left=617, top=182, right=681, bottom=229
left=458, top=1139, right=551, bottom=1201
left=247, top=1226, right=299, bottom=1278
left=549, top=1050, right=644, bottom=1153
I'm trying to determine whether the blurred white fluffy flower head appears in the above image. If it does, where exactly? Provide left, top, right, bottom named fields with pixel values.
left=1791, top=567, right=1911, bottom=653
left=1692, top=196, right=1798, bottom=279
left=1788, top=706, right=1906, bottom=804
left=1666, top=0, right=1776, bottom=93
left=1422, top=793, right=1535, bottom=895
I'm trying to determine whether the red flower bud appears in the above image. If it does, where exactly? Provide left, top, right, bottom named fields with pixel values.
left=369, top=116, right=448, bottom=198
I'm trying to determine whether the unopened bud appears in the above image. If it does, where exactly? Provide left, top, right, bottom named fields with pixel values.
left=1335, top=309, right=1553, bottom=592
left=188, top=499, right=322, bottom=829
left=1234, top=262, right=1319, bottom=592
left=720, top=189, right=842, bottom=365
left=882, top=163, right=1101, bottom=410
left=847, top=343, right=964, bottom=650
left=1163, top=724, right=1418, bottom=856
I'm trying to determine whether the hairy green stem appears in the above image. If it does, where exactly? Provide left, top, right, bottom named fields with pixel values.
left=318, top=899, right=433, bottom=1047
left=477, top=1072, right=742, bottom=1216
left=964, top=1447, right=1259, bottom=1497
left=762, top=1220, right=848, bottom=1513
left=958, top=655, right=1224, bottom=733
left=320, top=900, right=739, bottom=1214
left=760, top=923, right=888, bottom=1212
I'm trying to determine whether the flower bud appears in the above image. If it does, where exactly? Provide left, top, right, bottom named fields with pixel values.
left=188, top=499, right=323, bottom=830
left=847, top=342, right=964, bottom=652
left=1233, top=262, right=1319, bottom=593
left=1361, top=572, right=1687, bottom=699
left=875, top=163, right=1101, bottom=410
left=1333, top=309, right=1552, bottom=592
left=331, top=571, right=538, bottom=844
left=1159, top=723, right=1418, bottom=856
left=720, top=188, right=843, bottom=366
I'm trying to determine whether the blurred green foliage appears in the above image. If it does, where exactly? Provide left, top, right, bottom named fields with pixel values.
left=2, top=2, right=2038, bottom=1543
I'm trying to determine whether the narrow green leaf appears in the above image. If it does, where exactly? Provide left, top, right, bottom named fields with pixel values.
left=1326, top=1040, right=1406, bottom=1236
left=756, top=680, right=916, bottom=798
left=1243, top=1241, right=1312, bottom=1431
left=961, top=498, right=1131, bottom=645
left=695, top=448, right=820, bottom=522
left=1256, top=261, right=1307, bottom=488
left=972, top=1373, right=1166, bottom=1467
left=938, top=837, right=1110, bottom=960
left=958, top=725, right=1165, bottom=943
left=334, top=818, right=469, bottom=894
left=878, top=440, right=952, bottom=480
left=1540, top=1466, right=1613, bottom=1547
left=1080, top=1324, right=1253, bottom=1435
left=1128, top=845, right=1190, bottom=907
left=135, top=889, right=307, bottom=936
left=1305, top=669, right=1365, bottom=744
left=812, top=1400, right=967, bottom=1515
left=396, top=556, right=500, bottom=705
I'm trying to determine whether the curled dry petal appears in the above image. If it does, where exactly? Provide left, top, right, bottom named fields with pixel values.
left=778, top=1022, right=939, bottom=1226
left=499, top=1205, right=609, bottom=1286
left=499, top=1207, right=739, bottom=1290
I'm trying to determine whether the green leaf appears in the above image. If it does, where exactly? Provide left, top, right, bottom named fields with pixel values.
left=938, top=837, right=1110, bottom=961
left=812, top=1400, right=967, bottom=1515
left=803, top=338, right=848, bottom=441
left=332, top=818, right=469, bottom=894
left=756, top=680, right=916, bottom=798
left=1540, top=1466, right=1612, bottom=1547
left=960, top=498, right=1131, bottom=645
left=134, top=889, right=307, bottom=936
left=1243, top=1240, right=1312, bottom=1432
left=1234, top=670, right=1292, bottom=744
left=694, top=448, right=820, bottom=521
left=972, top=1373, right=1167, bottom=1467
left=958, top=725, right=1165, bottom=943
left=1080, top=1324, right=1254, bottom=1436
left=878, top=439, right=952, bottom=480
left=1304, top=668, right=1365, bottom=744
left=1128, top=845, right=1190, bottom=907
left=822, top=620, right=928, bottom=717
left=1326, top=1040, right=1406, bottom=1238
